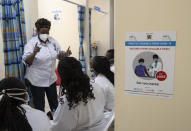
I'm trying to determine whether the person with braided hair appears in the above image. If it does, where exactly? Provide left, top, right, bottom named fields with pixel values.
left=90, top=56, right=114, bottom=111
left=50, top=57, right=107, bottom=131
left=0, top=77, right=51, bottom=131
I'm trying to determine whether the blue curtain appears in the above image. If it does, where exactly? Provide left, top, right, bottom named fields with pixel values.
left=0, top=0, right=27, bottom=80
left=78, top=6, right=86, bottom=72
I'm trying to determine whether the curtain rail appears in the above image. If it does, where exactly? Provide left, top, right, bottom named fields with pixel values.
left=62, top=0, right=108, bottom=14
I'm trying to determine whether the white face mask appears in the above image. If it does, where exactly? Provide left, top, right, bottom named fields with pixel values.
left=39, top=34, right=49, bottom=42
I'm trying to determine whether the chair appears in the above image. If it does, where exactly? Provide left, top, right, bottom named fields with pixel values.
left=87, top=111, right=115, bottom=131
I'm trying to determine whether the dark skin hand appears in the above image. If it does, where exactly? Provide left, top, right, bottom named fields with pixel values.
left=25, top=28, right=48, bottom=65
left=25, top=43, right=41, bottom=65
left=58, top=46, right=72, bottom=59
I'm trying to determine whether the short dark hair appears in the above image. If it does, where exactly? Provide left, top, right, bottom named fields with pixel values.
left=153, top=54, right=159, bottom=59
left=106, top=49, right=114, bottom=60
left=138, top=58, right=144, bottom=63
left=35, top=18, right=51, bottom=32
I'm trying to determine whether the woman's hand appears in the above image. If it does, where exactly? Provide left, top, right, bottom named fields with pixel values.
left=65, top=46, right=72, bottom=57
left=33, top=43, right=41, bottom=54
left=59, top=46, right=72, bottom=59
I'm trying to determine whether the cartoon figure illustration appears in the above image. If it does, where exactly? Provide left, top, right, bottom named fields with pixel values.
left=135, top=58, right=150, bottom=77
left=148, top=54, right=162, bottom=78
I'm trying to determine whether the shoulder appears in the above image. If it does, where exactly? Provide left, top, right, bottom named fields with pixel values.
left=135, top=65, right=140, bottom=68
left=94, top=74, right=114, bottom=89
left=25, top=37, right=39, bottom=47
left=48, top=36, right=58, bottom=43
left=158, top=62, right=162, bottom=65
left=22, top=104, right=50, bottom=123
left=48, top=36, right=60, bottom=47
left=28, top=36, right=39, bottom=44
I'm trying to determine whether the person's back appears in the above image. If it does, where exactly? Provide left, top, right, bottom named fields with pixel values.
left=76, top=82, right=105, bottom=130
left=51, top=57, right=106, bottom=131
left=90, top=56, right=115, bottom=111
left=23, top=104, right=51, bottom=131
left=51, top=82, right=105, bottom=131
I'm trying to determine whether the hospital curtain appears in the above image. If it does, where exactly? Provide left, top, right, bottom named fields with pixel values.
left=0, top=0, right=27, bottom=79
left=78, top=6, right=86, bottom=72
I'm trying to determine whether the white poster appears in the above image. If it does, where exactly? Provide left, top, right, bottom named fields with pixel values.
left=125, top=31, right=176, bottom=98
left=51, top=10, right=62, bottom=24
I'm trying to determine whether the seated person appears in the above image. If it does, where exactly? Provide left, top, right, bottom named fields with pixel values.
left=135, top=58, right=150, bottom=77
left=90, top=56, right=114, bottom=111
left=0, top=77, right=51, bottom=131
left=105, top=49, right=115, bottom=73
left=51, top=57, right=107, bottom=131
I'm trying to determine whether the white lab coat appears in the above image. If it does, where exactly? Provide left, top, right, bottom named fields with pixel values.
left=110, top=65, right=115, bottom=73
left=50, top=82, right=107, bottom=131
left=148, top=62, right=162, bottom=77
left=22, top=104, right=51, bottom=131
left=23, top=36, right=61, bottom=87
left=94, top=74, right=114, bottom=111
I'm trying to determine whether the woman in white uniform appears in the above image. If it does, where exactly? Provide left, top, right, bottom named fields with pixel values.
left=90, top=56, right=114, bottom=111
left=105, top=49, right=115, bottom=73
left=0, top=77, right=51, bottom=131
left=23, top=18, right=71, bottom=112
left=51, top=57, right=106, bottom=131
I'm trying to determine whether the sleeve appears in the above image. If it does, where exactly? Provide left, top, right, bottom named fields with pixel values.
left=104, top=84, right=114, bottom=111
left=52, top=38, right=61, bottom=52
left=50, top=102, right=78, bottom=131
left=51, top=37, right=65, bottom=57
left=22, top=39, right=35, bottom=65
left=40, top=113, right=53, bottom=131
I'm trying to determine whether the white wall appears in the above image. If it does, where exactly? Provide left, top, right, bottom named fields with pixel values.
left=115, top=0, right=191, bottom=131
left=89, top=0, right=111, bottom=56
left=38, top=0, right=111, bottom=58
left=38, top=0, right=83, bottom=59
left=23, top=0, right=38, bottom=40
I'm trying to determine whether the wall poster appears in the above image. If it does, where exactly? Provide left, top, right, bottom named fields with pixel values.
left=125, top=31, right=176, bottom=98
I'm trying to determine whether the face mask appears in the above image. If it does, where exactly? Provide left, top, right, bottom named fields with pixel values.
left=39, top=34, right=49, bottom=42
left=90, top=68, right=96, bottom=78
left=154, top=58, right=158, bottom=63
left=140, top=62, right=144, bottom=66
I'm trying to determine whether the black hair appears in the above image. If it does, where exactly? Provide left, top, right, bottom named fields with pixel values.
left=153, top=54, right=159, bottom=59
left=106, top=49, right=114, bottom=65
left=106, top=49, right=114, bottom=60
left=58, top=57, right=95, bottom=110
left=0, top=77, right=32, bottom=131
left=138, top=58, right=144, bottom=63
left=35, top=18, right=51, bottom=32
left=92, top=56, right=114, bottom=85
